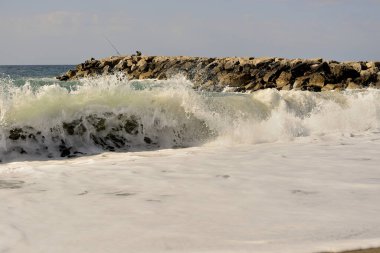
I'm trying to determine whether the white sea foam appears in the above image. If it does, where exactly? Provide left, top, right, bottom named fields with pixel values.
left=1, top=132, right=380, bottom=253
left=0, top=75, right=379, bottom=160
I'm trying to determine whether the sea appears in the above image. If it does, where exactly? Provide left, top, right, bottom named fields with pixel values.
left=0, top=65, right=380, bottom=253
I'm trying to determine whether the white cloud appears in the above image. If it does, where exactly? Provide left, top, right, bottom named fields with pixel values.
left=0, top=10, right=134, bottom=36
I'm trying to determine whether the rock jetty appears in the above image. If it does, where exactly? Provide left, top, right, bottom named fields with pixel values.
left=57, top=55, right=380, bottom=92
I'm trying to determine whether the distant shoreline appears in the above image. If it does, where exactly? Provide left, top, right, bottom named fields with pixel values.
left=57, top=55, right=380, bottom=92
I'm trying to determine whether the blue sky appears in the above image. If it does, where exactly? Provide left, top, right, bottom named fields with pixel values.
left=0, top=0, right=379, bottom=64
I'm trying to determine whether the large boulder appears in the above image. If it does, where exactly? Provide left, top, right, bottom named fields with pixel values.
left=346, top=81, right=360, bottom=89
left=291, top=62, right=311, bottom=77
left=136, top=59, right=148, bottom=71
left=293, top=76, right=310, bottom=90
left=251, top=57, right=274, bottom=67
left=218, top=73, right=252, bottom=87
left=224, top=59, right=239, bottom=70
left=276, top=72, right=292, bottom=88
left=308, top=73, right=325, bottom=88
left=331, top=64, right=360, bottom=79
left=115, top=60, right=128, bottom=70
left=66, top=70, right=77, bottom=78
left=321, top=84, right=337, bottom=91
left=139, top=71, right=154, bottom=79
left=263, top=69, right=280, bottom=83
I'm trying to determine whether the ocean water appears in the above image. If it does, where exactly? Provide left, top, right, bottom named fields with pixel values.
left=0, top=66, right=380, bottom=253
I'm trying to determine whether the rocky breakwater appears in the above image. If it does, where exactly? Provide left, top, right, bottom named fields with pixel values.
left=57, top=55, right=380, bottom=92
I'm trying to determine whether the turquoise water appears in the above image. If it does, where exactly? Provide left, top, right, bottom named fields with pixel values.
left=0, top=65, right=76, bottom=90
left=0, top=65, right=73, bottom=79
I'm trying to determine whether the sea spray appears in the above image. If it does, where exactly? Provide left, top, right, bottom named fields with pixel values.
left=0, top=74, right=379, bottom=161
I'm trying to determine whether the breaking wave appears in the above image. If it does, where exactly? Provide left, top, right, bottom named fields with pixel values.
left=0, top=74, right=379, bottom=161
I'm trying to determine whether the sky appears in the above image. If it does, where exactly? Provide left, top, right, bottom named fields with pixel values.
left=0, top=0, right=379, bottom=64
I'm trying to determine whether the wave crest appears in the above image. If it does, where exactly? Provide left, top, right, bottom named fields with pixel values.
left=0, top=75, right=379, bottom=161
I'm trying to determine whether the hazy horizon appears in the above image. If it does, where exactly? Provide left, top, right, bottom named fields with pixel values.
left=1, top=0, right=380, bottom=65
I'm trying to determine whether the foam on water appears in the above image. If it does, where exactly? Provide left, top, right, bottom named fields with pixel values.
left=0, top=74, right=379, bottom=161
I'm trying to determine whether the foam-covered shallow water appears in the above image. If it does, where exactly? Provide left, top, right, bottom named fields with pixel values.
left=1, top=133, right=380, bottom=253
left=0, top=72, right=379, bottom=161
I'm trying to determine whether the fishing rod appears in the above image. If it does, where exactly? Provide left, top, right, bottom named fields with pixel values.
left=103, top=35, right=122, bottom=56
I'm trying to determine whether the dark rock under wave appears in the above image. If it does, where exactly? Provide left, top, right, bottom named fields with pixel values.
left=1, top=112, right=213, bottom=161
left=57, top=55, right=380, bottom=92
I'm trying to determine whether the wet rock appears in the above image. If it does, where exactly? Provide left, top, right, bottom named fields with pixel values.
left=137, top=59, right=148, bottom=71
left=9, top=128, right=25, bottom=140
left=263, top=69, right=281, bottom=83
left=224, top=59, right=239, bottom=70
left=293, top=76, right=310, bottom=90
left=103, top=65, right=111, bottom=74
left=291, top=62, right=311, bottom=77
left=157, top=72, right=167, bottom=80
left=252, top=57, right=274, bottom=67
left=115, top=60, right=128, bottom=70
left=139, top=70, right=153, bottom=79
left=321, top=84, right=337, bottom=91
left=63, top=119, right=86, bottom=135
left=59, top=140, right=72, bottom=157
left=67, top=70, right=77, bottom=78
left=276, top=72, right=292, bottom=88
left=56, top=55, right=379, bottom=92
left=360, top=69, right=377, bottom=85
left=56, top=75, right=69, bottom=81
left=331, top=64, right=360, bottom=79
left=182, top=61, right=195, bottom=71
left=121, top=115, right=139, bottom=135
left=347, top=81, right=361, bottom=89
left=308, top=58, right=323, bottom=64
left=218, top=73, right=251, bottom=87
left=206, top=61, right=219, bottom=70
left=105, top=133, right=126, bottom=148
left=281, top=84, right=291, bottom=90
left=347, top=62, right=362, bottom=72
left=144, top=137, right=152, bottom=144
left=244, top=82, right=255, bottom=90
left=86, top=115, right=106, bottom=132
left=313, top=62, right=331, bottom=74
left=309, top=73, right=325, bottom=88
left=372, top=80, right=380, bottom=88
left=130, top=64, right=137, bottom=72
